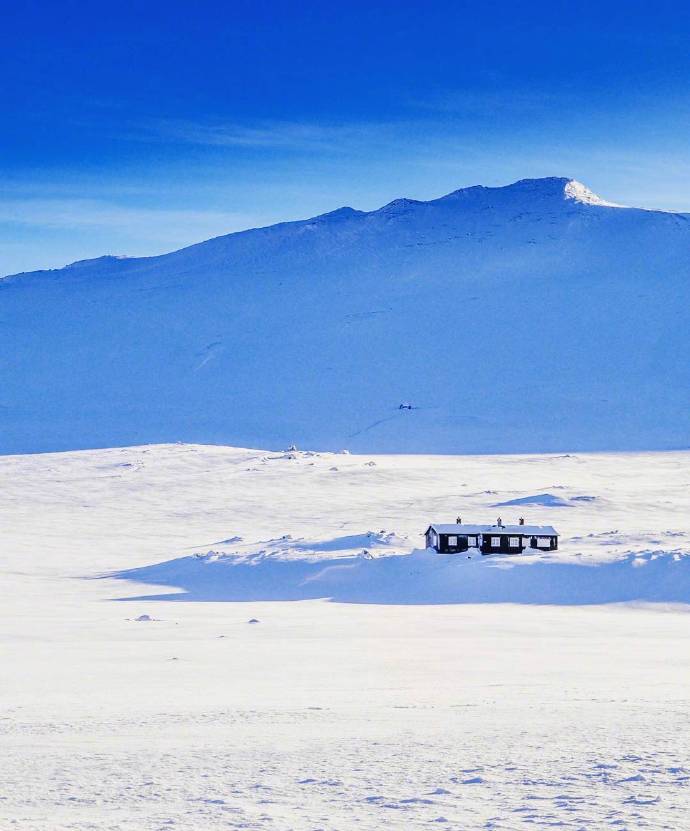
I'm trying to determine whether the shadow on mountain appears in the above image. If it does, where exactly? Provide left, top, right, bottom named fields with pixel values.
left=107, top=549, right=690, bottom=605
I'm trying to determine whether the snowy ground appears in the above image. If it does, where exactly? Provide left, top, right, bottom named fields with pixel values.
left=2, top=444, right=690, bottom=829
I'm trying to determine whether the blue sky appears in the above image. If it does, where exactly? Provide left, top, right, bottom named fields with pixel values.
left=3, top=0, right=690, bottom=274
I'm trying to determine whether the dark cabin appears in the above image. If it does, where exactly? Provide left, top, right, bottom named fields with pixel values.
left=425, top=523, right=558, bottom=555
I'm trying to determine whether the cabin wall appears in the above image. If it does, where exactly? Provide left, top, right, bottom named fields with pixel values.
left=438, top=534, right=470, bottom=553
left=480, top=534, right=521, bottom=554
left=521, top=535, right=558, bottom=552
left=526, top=536, right=558, bottom=551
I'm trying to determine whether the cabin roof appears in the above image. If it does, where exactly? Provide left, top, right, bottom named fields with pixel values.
left=427, top=523, right=558, bottom=536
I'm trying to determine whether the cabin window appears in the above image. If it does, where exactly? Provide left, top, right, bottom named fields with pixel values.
left=537, top=537, right=551, bottom=548
left=509, top=537, right=520, bottom=548
left=523, top=537, right=533, bottom=548
left=491, top=536, right=500, bottom=547
left=468, top=536, right=478, bottom=547
left=448, top=535, right=458, bottom=546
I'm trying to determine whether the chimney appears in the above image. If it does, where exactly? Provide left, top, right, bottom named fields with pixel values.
left=519, top=517, right=525, bottom=525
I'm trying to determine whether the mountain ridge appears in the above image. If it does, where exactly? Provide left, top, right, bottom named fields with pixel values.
left=6, top=176, right=684, bottom=281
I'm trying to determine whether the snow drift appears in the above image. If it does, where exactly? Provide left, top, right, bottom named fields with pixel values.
left=111, top=549, right=690, bottom=605
left=3, top=176, right=690, bottom=454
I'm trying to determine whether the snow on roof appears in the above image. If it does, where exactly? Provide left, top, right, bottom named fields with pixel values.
left=428, top=524, right=558, bottom=536
left=427, top=524, right=488, bottom=535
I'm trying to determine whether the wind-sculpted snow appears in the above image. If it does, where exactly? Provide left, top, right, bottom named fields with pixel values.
left=3, top=176, right=690, bottom=454
left=492, top=492, right=575, bottom=507
left=112, top=549, right=690, bottom=604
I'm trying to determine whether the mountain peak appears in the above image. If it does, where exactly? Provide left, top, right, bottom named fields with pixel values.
left=374, top=197, right=425, bottom=215
left=312, top=206, right=364, bottom=222
left=500, top=177, right=624, bottom=207
left=434, top=176, right=623, bottom=208
left=563, top=179, right=623, bottom=207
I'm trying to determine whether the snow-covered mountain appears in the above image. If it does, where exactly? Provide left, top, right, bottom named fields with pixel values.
left=2, top=176, right=689, bottom=454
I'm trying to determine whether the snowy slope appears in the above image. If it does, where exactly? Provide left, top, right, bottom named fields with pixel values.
left=3, top=177, right=690, bottom=454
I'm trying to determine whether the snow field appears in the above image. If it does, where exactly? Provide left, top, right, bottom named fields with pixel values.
left=1, top=444, right=689, bottom=829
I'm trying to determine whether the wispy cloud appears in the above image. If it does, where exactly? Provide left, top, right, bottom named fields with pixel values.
left=0, top=197, right=262, bottom=237
left=128, top=117, right=400, bottom=153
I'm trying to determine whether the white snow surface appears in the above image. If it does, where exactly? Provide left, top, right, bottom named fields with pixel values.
left=3, top=176, right=690, bottom=455
left=2, top=443, right=690, bottom=829
left=563, top=179, right=624, bottom=206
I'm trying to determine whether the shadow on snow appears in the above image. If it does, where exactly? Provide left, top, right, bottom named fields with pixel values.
left=106, top=549, right=690, bottom=605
